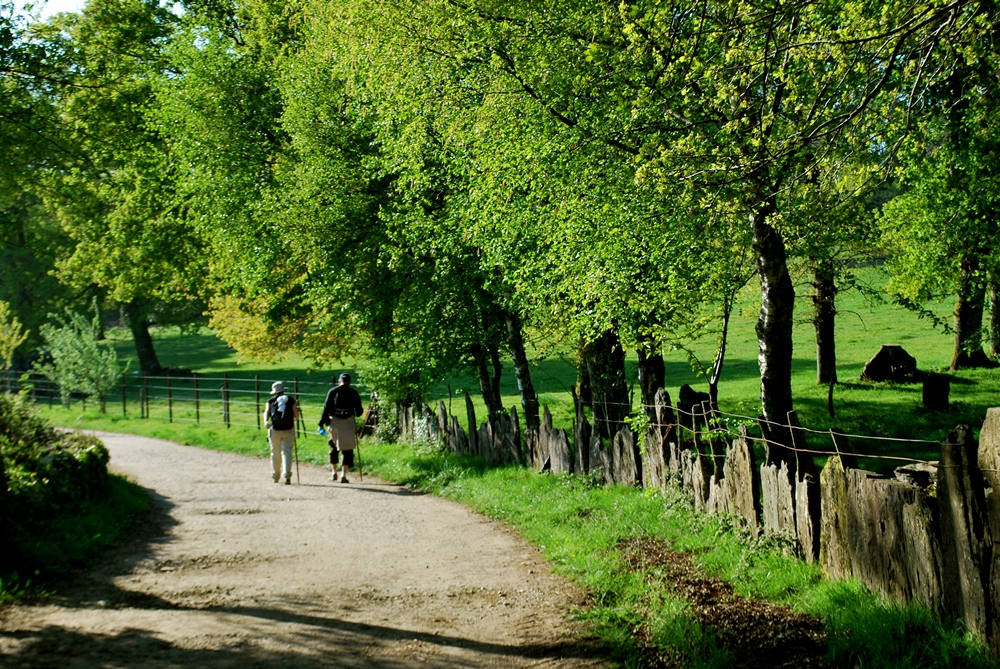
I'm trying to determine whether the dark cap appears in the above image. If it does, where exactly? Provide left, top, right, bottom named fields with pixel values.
left=339, top=373, right=351, bottom=384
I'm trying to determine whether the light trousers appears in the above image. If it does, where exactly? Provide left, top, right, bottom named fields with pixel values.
left=269, top=428, right=295, bottom=481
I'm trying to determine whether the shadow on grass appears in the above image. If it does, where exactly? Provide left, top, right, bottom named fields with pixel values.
left=367, top=449, right=494, bottom=491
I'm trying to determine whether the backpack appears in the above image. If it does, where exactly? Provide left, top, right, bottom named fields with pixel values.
left=269, top=394, right=296, bottom=430
left=330, top=386, right=355, bottom=419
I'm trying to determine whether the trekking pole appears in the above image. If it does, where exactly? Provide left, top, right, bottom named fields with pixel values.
left=355, top=419, right=363, bottom=482
left=294, top=405, right=303, bottom=485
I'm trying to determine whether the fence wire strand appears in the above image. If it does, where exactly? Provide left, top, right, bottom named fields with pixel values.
left=12, top=372, right=957, bottom=467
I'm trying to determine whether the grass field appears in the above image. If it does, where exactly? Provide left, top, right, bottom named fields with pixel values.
left=77, top=266, right=996, bottom=478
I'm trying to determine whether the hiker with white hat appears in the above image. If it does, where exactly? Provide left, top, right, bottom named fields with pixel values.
left=264, top=381, right=299, bottom=485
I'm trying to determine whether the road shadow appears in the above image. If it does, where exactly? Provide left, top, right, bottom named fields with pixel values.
left=2, top=444, right=612, bottom=669
left=3, top=592, right=610, bottom=668
left=22, top=481, right=181, bottom=608
left=291, top=482, right=426, bottom=497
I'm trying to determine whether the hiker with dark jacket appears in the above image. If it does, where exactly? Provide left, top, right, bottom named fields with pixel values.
left=264, top=381, right=299, bottom=485
left=319, top=373, right=364, bottom=483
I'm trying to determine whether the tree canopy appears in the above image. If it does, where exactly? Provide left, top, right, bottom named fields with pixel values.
left=5, top=0, right=1000, bottom=447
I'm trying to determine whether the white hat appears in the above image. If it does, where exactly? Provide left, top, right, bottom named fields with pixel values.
left=271, top=381, right=285, bottom=394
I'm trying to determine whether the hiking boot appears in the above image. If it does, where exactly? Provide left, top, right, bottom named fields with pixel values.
left=340, top=476, right=350, bottom=484
left=284, top=477, right=291, bottom=485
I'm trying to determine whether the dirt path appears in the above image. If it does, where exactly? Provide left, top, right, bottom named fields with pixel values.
left=0, top=432, right=609, bottom=668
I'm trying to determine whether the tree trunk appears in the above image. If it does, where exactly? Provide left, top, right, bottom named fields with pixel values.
left=990, top=272, right=1000, bottom=359
left=813, top=258, right=838, bottom=385
left=123, top=300, right=163, bottom=375
left=951, top=253, right=991, bottom=369
left=752, top=208, right=795, bottom=448
left=92, top=289, right=106, bottom=341
left=636, top=345, right=665, bottom=421
left=505, top=309, right=539, bottom=432
left=576, top=339, right=592, bottom=408
left=708, top=292, right=735, bottom=406
left=472, top=343, right=504, bottom=418
left=489, top=344, right=503, bottom=411
left=581, top=330, right=629, bottom=440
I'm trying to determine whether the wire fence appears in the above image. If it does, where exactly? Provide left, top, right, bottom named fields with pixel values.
left=5, top=371, right=366, bottom=437
left=581, top=394, right=945, bottom=469
left=4, top=368, right=950, bottom=469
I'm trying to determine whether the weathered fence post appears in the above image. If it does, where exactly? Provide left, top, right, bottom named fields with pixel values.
left=294, top=377, right=300, bottom=436
left=938, top=424, right=991, bottom=646
left=223, top=373, right=230, bottom=428
left=167, top=375, right=173, bottom=423
left=255, top=375, right=260, bottom=430
left=121, top=375, right=127, bottom=417
left=725, top=426, right=761, bottom=530
left=194, top=375, right=200, bottom=424
left=759, top=415, right=796, bottom=539
left=641, top=387, right=673, bottom=489
left=976, top=408, right=1000, bottom=656
left=788, top=410, right=820, bottom=562
left=142, top=375, right=149, bottom=418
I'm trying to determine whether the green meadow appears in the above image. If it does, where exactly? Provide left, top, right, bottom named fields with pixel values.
left=71, top=267, right=995, bottom=477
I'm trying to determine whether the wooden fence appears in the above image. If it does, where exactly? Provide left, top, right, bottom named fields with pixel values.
left=398, top=387, right=1000, bottom=655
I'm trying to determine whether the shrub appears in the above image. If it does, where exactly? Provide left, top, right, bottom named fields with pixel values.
left=0, top=392, right=111, bottom=574
left=0, top=389, right=58, bottom=448
left=374, top=400, right=401, bottom=444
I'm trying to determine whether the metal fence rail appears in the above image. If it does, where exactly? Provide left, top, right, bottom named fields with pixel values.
left=5, top=371, right=356, bottom=437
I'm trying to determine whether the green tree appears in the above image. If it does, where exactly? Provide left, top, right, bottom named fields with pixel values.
left=320, top=0, right=968, bottom=448
left=0, top=300, right=28, bottom=371
left=156, top=0, right=313, bottom=362
left=37, top=303, right=123, bottom=412
left=879, top=33, right=1000, bottom=370
left=317, top=1, right=728, bottom=436
left=0, top=4, right=86, bottom=362
left=161, top=0, right=533, bottom=416
left=0, top=2, right=75, bottom=198
left=44, top=0, right=205, bottom=375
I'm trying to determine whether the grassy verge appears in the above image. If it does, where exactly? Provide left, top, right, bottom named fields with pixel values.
left=34, top=406, right=335, bottom=467
left=39, top=407, right=995, bottom=668
left=360, top=438, right=993, bottom=668
left=1, top=473, right=150, bottom=604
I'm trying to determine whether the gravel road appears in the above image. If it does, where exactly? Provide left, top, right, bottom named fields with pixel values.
left=0, top=432, right=610, bottom=668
